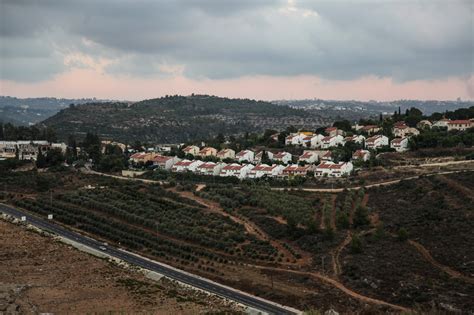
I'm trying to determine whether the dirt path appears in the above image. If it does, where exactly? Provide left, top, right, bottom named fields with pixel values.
left=254, top=265, right=410, bottom=312
left=332, top=231, right=352, bottom=277
left=408, top=240, right=474, bottom=284
left=435, top=175, right=474, bottom=202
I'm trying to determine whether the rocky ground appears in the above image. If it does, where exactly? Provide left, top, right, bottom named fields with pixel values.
left=0, top=219, right=242, bottom=314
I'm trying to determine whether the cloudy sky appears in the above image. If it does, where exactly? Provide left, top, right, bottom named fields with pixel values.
left=0, top=0, right=472, bottom=101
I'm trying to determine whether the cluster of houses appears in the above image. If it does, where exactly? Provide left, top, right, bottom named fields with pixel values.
left=129, top=147, right=354, bottom=179
left=0, top=141, right=67, bottom=160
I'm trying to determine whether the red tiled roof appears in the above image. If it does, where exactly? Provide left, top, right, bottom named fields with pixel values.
left=222, top=164, right=244, bottom=171
left=448, top=120, right=471, bottom=125
left=197, top=162, right=217, bottom=169
left=273, top=152, right=289, bottom=159
left=391, top=138, right=406, bottom=144
left=183, top=146, right=196, bottom=152
left=300, top=152, right=315, bottom=159
left=326, top=127, right=337, bottom=131
left=174, top=160, right=194, bottom=167
left=352, top=150, right=368, bottom=158
left=152, top=155, right=172, bottom=163
left=317, top=162, right=346, bottom=169
left=236, top=150, right=251, bottom=157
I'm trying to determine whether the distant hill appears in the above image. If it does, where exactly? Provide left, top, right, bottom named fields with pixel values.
left=0, top=96, right=112, bottom=126
left=40, top=95, right=330, bottom=143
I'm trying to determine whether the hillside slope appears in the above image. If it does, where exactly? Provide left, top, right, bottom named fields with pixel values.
left=40, top=95, right=328, bottom=143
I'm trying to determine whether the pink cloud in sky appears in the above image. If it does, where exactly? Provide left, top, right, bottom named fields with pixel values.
left=0, top=68, right=472, bottom=101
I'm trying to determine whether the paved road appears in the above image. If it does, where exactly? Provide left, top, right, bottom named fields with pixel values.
left=0, top=203, right=300, bottom=315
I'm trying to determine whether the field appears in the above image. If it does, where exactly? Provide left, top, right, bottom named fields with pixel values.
left=0, top=219, right=241, bottom=314
left=3, top=167, right=474, bottom=313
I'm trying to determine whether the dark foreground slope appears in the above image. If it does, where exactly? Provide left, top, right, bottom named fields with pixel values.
left=41, top=95, right=328, bottom=143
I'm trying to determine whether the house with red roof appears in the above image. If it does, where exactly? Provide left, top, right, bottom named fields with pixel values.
left=219, top=163, right=253, bottom=179
left=272, top=151, right=292, bottom=164
left=151, top=155, right=180, bottom=170
left=365, top=135, right=389, bottom=150
left=253, top=151, right=274, bottom=164
left=298, top=150, right=319, bottom=164
left=325, top=127, right=343, bottom=137
left=432, top=118, right=451, bottom=128
left=302, top=134, right=324, bottom=148
left=447, top=120, right=473, bottom=131
left=352, top=149, right=370, bottom=162
left=171, top=159, right=204, bottom=172
left=195, top=162, right=226, bottom=176
left=182, top=145, right=200, bottom=156
left=198, top=147, right=217, bottom=157
left=280, top=164, right=314, bottom=178
left=390, top=138, right=409, bottom=152
left=248, top=164, right=285, bottom=178
left=320, top=135, right=344, bottom=149
left=344, top=135, right=365, bottom=144
left=392, top=123, right=419, bottom=138
left=216, top=148, right=235, bottom=160
left=315, top=162, right=353, bottom=177
left=235, top=150, right=255, bottom=162
left=285, top=133, right=305, bottom=145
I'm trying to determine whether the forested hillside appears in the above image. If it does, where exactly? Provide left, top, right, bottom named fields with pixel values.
left=40, top=95, right=329, bottom=143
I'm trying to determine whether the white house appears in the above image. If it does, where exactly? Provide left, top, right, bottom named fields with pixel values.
left=272, top=151, right=292, bottom=164
left=195, top=162, right=226, bottom=176
left=182, top=145, right=200, bottom=156
left=432, top=118, right=451, bottom=128
left=417, top=120, right=432, bottom=129
left=315, top=162, right=353, bottom=177
left=0, top=141, right=17, bottom=159
left=152, top=155, right=179, bottom=170
left=365, top=135, right=389, bottom=150
left=281, top=164, right=313, bottom=178
left=390, top=138, right=409, bottom=152
left=392, top=123, right=419, bottom=138
left=352, top=149, right=370, bottom=162
left=447, top=120, right=473, bottom=131
left=285, top=133, right=305, bottom=146
left=325, top=127, right=344, bottom=137
left=298, top=150, right=319, bottom=164
left=302, top=134, right=324, bottom=148
left=321, top=135, right=344, bottom=149
left=51, top=142, right=67, bottom=153
left=219, top=163, right=253, bottom=179
left=253, top=151, right=273, bottom=164
left=248, top=164, right=284, bottom=178
left=236, top=150, right=255, bottom=162
left=344, top=135, right=365, bottom=144
left=171, top=159, right=204, bottom=172
left=216, top=148, right=235, bottom=160
left=198, top=147, right=217, bottom=157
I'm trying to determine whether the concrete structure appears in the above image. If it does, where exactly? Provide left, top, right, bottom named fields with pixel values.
left=352, top=149, right=370, bottom=161
left=280, top=164, right=313, bottom=178
left=171, top=159, right=204, bottom=172
left=344, top=135, right=365, bottom=144
left=320, top=135, right=344, bottom=149
left=247, top=164, right=284, bottom=178
left=152, top=155, right=179, bottom=170
left=447, top=120, right=473, bottom=131
left=392, top=123, right=419, bottom=138
left=198, top=147, right=218, bottom=157
left=195, top=162, right=226, bottom=176
left=298, top=150, right=319, bottom=164
left=182, top=145, right=200, bottom=156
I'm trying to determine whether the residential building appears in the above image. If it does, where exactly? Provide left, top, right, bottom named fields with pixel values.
left=248, top=164, right=284, bottom=178
left=0, top=141, right=17, bottom=159
left=16, top=141, right=50, bottom=161
left=152, top=155, right=179, bottom=170
left=344, top=135, right=365, bottom=144
left=129, top=152, right=158, bottom=164
left=298, top=150, right=319, bottom=164
left=325, top=127, right=343, bottom=137
left=390, top=138, right=409, bottom=152
left=432, top=118, right=451, bottom=128
left=360, top=125, right=381, bottom=135
left=51, top=142, right=67, bottom=153
left=392, top=123, right=419, bottom=138
left=198, top=147, right=217, bottom=157
left=216, top=148, right=235, bottom=160
left=320, top=150, right=332, bottom=161
left=272, top=151, right=292, bottom=164
left=447, top=120, right=473, bottom=131
left=285, top=133, right=305, bottom=146
left=253, top=151, right=273, bottom=164
left=219, top=163, right=253, bottom=179
left=315, top=162, right=353, bottom=177
left=352, top=149, right=370, bottom=162
left=236, top=150, right=255, bottom=162
left=195, top=162, right=226, bottom=176
left=182, top=145, right=200, bottom=156
left=281, top=164, right=313, bottom=178
left=321, top=135, right=344, bottom=149
left=171, top=159, right=204, bottom=172
left=302, top=134, right=324, bottom=148
left=365, top=135, right=389, bottom=150
left=417, top=120, right=432, bottom=129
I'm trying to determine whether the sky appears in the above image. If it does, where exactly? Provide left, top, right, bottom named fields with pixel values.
left=0, top=0, right=473, bottom=101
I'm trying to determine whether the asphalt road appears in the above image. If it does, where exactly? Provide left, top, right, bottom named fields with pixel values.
left=0, top=203, right=299, bottom=315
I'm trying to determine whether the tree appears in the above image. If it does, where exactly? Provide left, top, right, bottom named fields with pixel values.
left=397, top=227, right=409, bottom=242
left=353, top=205, right=370, bottom=228
left=350, top=234, right=363, bottom=254
left=36, top=149, right=46, bottom=168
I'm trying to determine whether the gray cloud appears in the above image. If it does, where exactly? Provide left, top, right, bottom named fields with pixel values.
left=0, top=0, right=472, bottom=82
